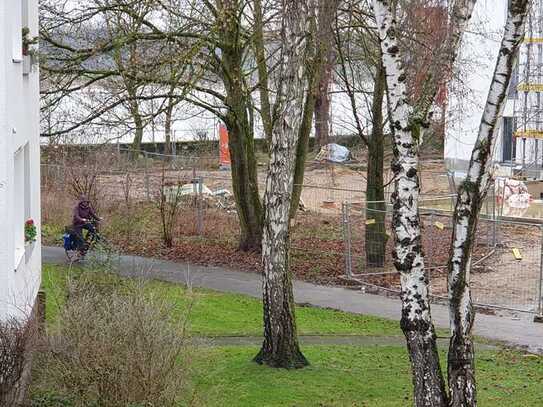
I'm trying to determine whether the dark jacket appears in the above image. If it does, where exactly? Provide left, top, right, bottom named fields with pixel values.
left=73, top=200, right=98, bottom=228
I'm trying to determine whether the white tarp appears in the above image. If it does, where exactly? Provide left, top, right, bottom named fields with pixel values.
left=315, top=143, right=351, bottom=163
left=163, top=183, right=213, bottom=202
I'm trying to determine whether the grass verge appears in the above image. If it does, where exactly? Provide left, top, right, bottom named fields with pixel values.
left=37, top=264, right=543, bottom=407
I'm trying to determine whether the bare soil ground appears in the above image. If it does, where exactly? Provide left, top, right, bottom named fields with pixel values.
left=75, top=158, right=452, bottom=214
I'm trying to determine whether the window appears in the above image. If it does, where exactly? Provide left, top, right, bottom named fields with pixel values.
left=13, top=144, right=31, bottom=269
left=22, top=0, right=34, bottom=75
left=24, top=145, right=30, bottom=220
left=22, top=0, right=29, bottom=27
left=502, top=117, right=517, bottom=162
left=14, top=148, right=25, bottom=267
left=12, top=2, right=23, bottom=63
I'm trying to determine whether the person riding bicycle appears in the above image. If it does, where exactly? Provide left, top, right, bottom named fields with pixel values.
left=72, top=195, right=101, bottom=252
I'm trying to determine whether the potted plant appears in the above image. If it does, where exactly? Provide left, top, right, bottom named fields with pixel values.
left=24, top=219, right=37, bottom=263
left=25, top=219, right=37, bottom=244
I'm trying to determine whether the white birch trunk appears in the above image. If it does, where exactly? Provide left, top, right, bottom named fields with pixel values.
left=254, top=0, right=313, bottom=369
left=373, top=3, right=446, bottom=403
left=372, top=0, right=476, bottom=405
left=447, top=2, right=530, bottom=406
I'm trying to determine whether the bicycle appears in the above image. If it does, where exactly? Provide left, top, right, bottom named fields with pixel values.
left=63, top=221, right=111, bottom=263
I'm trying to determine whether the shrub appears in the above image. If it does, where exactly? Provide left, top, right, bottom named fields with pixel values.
left=33, top=275, right=191, bottom=406
left=0, top=317, right=36, bottom=406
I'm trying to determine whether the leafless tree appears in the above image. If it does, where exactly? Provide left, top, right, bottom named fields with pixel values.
left=335, top=0, right=389, bottom=267
left=446, top=2, right=530, bottom=405
left=40, top=0, right=200, bottom=151
left=372, top=0, right=528, bottom=405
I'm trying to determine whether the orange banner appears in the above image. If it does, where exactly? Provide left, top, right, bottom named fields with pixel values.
left=219, top=124, right=231, bottom=168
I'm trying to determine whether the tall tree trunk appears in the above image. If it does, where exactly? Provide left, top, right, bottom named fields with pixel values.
left=164, top=99, right=174, bottom=157
left=131, top=109, right=144, bottom=160
left=254, top=0, right=311, bottom=369
left=373, top=1, right=447, bottom=405
left=365, top=62, right=387, bottom=268
left=373, top=0, right=477, bottom=404
left=220, top=0, right=263, bottom=251
left=447, top=3, right=529, bottom=406
left=314, top=53, right=333, bottom=147
left=290, top=87, right=317, bottom=220
left=225, top=115, right=262, bottom=251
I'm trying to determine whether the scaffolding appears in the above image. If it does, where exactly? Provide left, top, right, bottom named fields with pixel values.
left=512, top=0, right=543, bottom=176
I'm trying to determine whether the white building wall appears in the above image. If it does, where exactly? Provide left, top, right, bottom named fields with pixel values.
left=0, top=0, right=41, bottom=321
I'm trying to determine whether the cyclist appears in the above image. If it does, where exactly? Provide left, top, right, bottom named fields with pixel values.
left=72, top=195, right=101, bottom=252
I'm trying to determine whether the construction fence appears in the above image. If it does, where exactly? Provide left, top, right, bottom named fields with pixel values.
left=342, top=200, right=543, bottom=317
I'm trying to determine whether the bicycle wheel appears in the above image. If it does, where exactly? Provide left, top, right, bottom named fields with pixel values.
left=65, top=248, right=81, bottom=263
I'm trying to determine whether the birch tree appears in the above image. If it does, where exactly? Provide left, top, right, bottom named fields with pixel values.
left=447, top=1, right=530, bottom=405
left=254, top=0, right=313, bottom=369
left=372, top=0, right=476, bottom=405
left=373, top=0, right=530, bottom=405
left=336, top=0, right=451, bottom=268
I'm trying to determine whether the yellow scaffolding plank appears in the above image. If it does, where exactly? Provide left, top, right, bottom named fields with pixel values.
left=514, top=130, right=543, bottom=138
left=522, top=37, right=543, bottom=43
left=517, top=83, right=543, bottom=92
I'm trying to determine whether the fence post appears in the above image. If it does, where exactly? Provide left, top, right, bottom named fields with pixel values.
left=197, top=176, right=204, bottom=235
left=485, top=193, right=491, bottom=247
left=144, top=151, right=150, bottom=200
left=191, top=170, right=198, bottom=234
left=535, top=225, right=543, bottom=322
left=428, top=211, right=434, bottom=270
left=342, top=202, right=353, bottom=279
left=492, top=183, right=497, bottom=248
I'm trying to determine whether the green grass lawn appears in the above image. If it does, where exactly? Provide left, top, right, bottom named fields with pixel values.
left=190, top=347, right=543, bottom=407
left=39, top=264, right=543, bottom=406
left=41, top=264, right=402, bottom=337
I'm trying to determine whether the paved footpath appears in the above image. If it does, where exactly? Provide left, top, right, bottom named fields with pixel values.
left=42, top=246, right=543, bottom=354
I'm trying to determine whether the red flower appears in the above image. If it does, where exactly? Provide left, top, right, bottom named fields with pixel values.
left=26, top=219, right=34, bottom=225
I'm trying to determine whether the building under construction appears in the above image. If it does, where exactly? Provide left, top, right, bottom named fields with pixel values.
left=506, top=0, right=543, bottom=177
left=446, top=0, right=543, bottom=184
